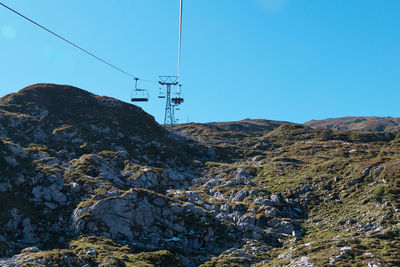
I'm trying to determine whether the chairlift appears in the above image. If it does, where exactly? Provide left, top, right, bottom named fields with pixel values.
left=131, top=78, right=149, bottom=102
left=158, top=88, right=166, bottom=99
left=172, top=84, right=184, bottom=105
left=172, top=94, right=184, bottom=105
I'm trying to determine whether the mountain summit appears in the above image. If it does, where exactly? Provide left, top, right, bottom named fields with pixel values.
left=0, top=83, right=163, bottom=142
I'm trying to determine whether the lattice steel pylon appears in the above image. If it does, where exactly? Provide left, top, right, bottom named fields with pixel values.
left=159, top=76, right=179, bottom=128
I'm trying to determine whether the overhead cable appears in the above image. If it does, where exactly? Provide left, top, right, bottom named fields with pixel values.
left=177, top=0, right=183, bottom=80
left=0, top=2, right=156, bottom=83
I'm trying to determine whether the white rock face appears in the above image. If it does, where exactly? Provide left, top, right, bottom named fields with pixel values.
left=70, top=189, right=226, bottom=252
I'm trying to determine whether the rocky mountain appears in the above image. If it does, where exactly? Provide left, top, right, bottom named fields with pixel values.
left=305, top=116, right=400, bottom=132
left=1, top=84, right=400, bottom=266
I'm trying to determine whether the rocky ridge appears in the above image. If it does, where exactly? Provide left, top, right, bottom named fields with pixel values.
left=305, top=116, right=400, bottom=133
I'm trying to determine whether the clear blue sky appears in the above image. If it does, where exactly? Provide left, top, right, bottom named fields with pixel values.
left=1, top=0, right=399, bottom=123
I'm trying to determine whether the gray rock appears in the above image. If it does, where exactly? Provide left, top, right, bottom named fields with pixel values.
left=51, top=191, right=67, bottom=203
left=276, top=221, right=294, bottom=235
left=171, top=223, right=186, bottom=233
left=45, top=202, right=58, bottom=209
left=22, top=218, right=39, bottom=244
left=249, top=190, right=259, bottom=196
left=368, top=261, right=384, bottom=267
left=5, top=208, right=22, bottom=232
left=70, top=182, right=81, bottom=193
left=254, top=197, right=264, bottom=204
left=42, top=189, right=52, bottom=202
left=204, top=227, right=215, bottom=242
left=215, top=212, right=229, bottom=221
left=4, top=156, right=18, bottom=167
left=170, top=204, right=184, bottom=214
left=220, top=204, right=230, bottom=212
left=213, top=191, right=225, bottom=200
left=233, top=191, right=248, bottom=202
left=191, top=238, right=203, bottom=250
left=233, top=168, right=252, bottom=181
left=296, top=184, right=314, bottom=194
left=136, top=198, right=154, bottom=226
left=32, top=186, right=43, bottom=198
left=54, top=178, right=64, bottom=190
left=184, top=203, right=206, bottom=218
left=90, top=198, right=134, bottom=240
left=185, top=191, right=204, bottom=203
left=348, top=178, right=362, bottom=187
left=205, top=179, right=218, bottom=187
left=293, top=256, right=314, bottom=267
left=363, top=252, right=375, bottom=258
left=337, top=247, right=354, bottom=260
left=23, top=247, right=40, bottom=253
left=340, top=247, right=353, bottom=253
left=237, top=215, right=256, bottom=226
left=85, top=247, right=98, bottom=256
left=265, top=208, right=279, bottom=216
left=152, top=197, right=166, bottom=207
left=261, top=199, right=274, bottom=207
left=0, top=183, right=8, bottom=192
left=223, top=180, right=236, bottom=187
left=270, top=194, right=282, bottom=205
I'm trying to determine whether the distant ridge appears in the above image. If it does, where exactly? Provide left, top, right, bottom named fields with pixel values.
left=207, top=119, right=292, bottom=134
left=304, top=116, right=400, bottom=132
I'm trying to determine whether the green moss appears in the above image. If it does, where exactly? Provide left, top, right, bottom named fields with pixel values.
left=373, top=184, right=387, bottom=201
left=76, top=197, right=97, bottom=209
left=21, top=236, right=181, bottom=266
left=200, top=254, right=253, bottom=267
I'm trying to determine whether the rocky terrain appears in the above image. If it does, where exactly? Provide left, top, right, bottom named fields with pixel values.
left=0, top=84, right=399, bottom=266
left=305, top=116, right=400, bottom=132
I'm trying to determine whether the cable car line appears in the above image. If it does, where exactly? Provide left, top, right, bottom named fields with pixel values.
left=0, top=2, right=156, bottom=83
left=177, top=0, right=183, bottom=80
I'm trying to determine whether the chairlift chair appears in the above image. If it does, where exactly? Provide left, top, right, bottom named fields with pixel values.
left=172, top=95, right=184, bottom=105
left=158, top=88, right=166, bottom=99
left=131, top=78, right=149, bottom=102
left=172, top=84, right=184, bottom=105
